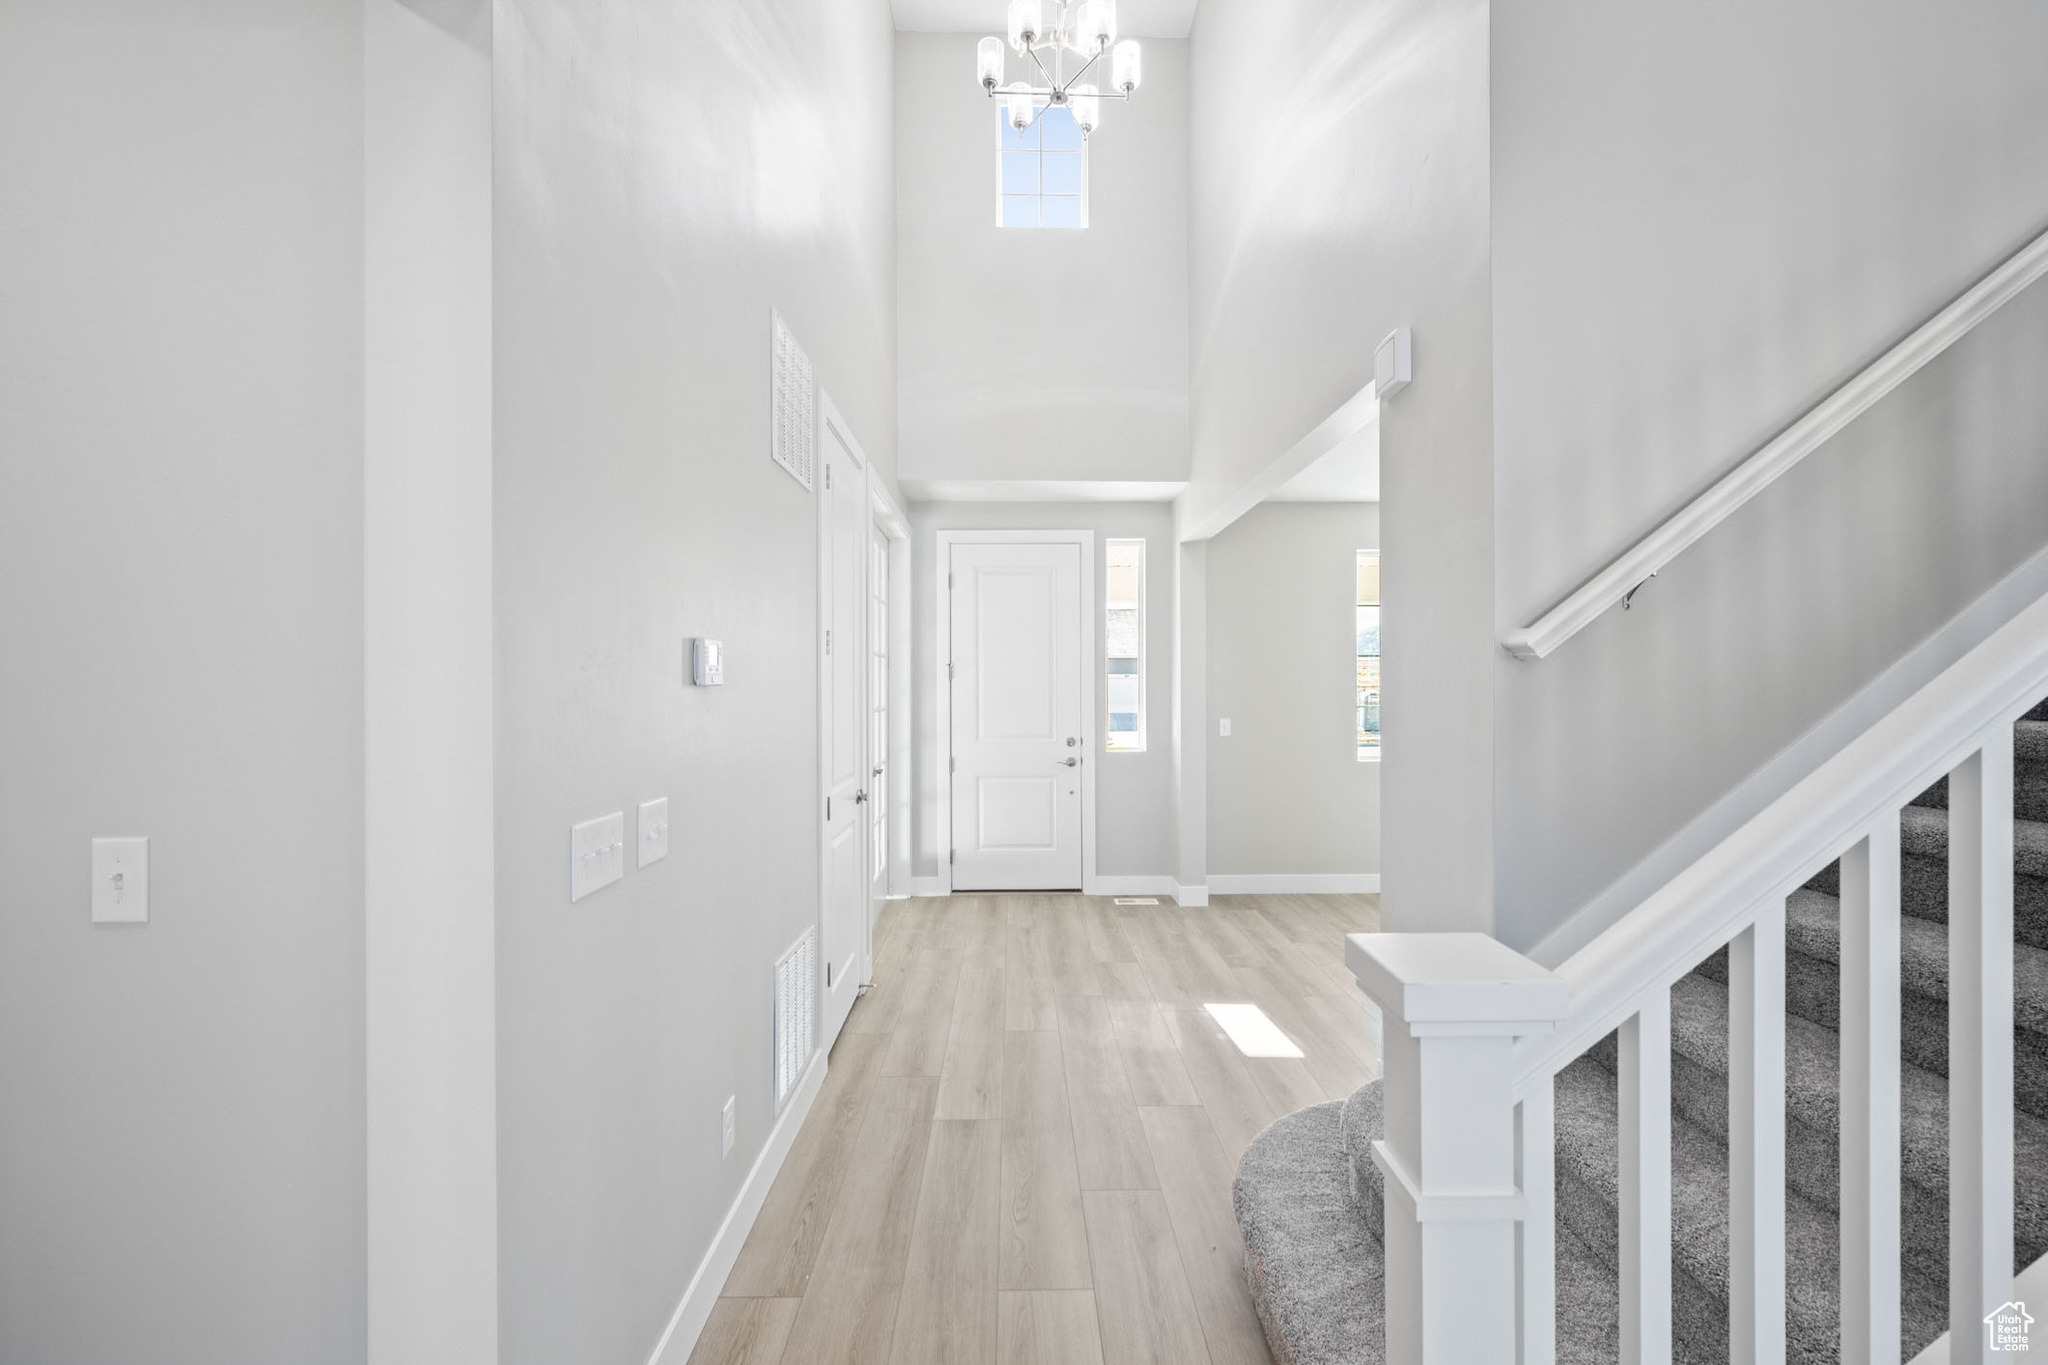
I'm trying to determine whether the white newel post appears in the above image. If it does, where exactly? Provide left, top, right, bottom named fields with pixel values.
left=1348, top=933, right=1571, bottom=1365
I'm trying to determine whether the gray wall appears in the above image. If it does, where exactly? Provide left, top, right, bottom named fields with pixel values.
left=491, top=0, right=897, bottom=1359
left=1190, top=0, right=1495, bottom=930
left=1488, top=0, right=2048, bottom=949
left=895, top=34, right=1190, bottom=486
left=0, top=2, right=369, bottom=1360
left=909, top=502, right=1178, bottom=881
left=1207, top=503, right=1382, bottom=877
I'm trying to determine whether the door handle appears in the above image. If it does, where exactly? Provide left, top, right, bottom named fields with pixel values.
left=854, top=789, right=868, bottom=804
left=1058, top=757, right=1078, bottom=767
left=872, top=764, right=885, bottom=777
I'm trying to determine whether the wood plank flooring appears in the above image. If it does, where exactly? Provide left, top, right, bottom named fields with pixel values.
left=690, top=893, right=1382, bottom=1365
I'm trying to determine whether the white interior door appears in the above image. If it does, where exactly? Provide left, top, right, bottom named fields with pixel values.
left=867, top=521, right=890, bottom=978
left=819, top=419, right=866, bottom=1045
left=949, top=541, right=1084, bottom=890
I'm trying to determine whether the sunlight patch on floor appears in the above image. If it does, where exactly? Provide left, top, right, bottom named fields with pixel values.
left=1203, top=1002, right=1304, bottom=1059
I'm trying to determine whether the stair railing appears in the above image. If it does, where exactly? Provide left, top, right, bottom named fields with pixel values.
left=1503, top=224, right=2048, bottom=662
left=1352, top=583, right=2048, bottom=1363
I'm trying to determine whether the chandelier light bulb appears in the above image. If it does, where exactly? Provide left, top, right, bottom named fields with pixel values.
left=1004, top=82, right=1036, bottom=131
left=977, top=36, right=1006, bottom=89
left=1074, top=0, right=1117, bottom=53
left=1069, top=82, right=1101, bottom=137
left=1111, top=38, right=1142, bottom=93
left=1007, top=0, right=1043, bottom=53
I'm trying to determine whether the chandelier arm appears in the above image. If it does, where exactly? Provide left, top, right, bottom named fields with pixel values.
left=1027, top=44, right=1056, bottom=89
left=1065, top=46, right=1105, bottom=89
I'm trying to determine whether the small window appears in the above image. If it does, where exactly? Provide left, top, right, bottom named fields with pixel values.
left=999, top=106, right=1088, bottom=230
left=1357, top=552, right=1380, bottom=761
left=1106, top=539, right=1144, bottom=751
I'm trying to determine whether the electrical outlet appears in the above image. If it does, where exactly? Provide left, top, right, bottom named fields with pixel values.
left=721, top=1096, right=736, bottom=1160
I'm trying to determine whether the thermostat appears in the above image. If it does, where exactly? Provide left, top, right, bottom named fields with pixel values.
left=691, top=638, right=724, bottom=686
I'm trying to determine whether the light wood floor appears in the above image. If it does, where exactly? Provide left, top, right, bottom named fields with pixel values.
left=690, top=892, right=1383, bottom=1365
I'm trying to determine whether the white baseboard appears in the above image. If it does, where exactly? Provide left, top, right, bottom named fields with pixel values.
left=1087, top=874, right=1175, bottom=897
left=907, top=875, right=951, bottom=898
left=1171, top=881, right=1209, bottom=907
left=1208, top=873, right=1381, bottom=895
left=645, top=1048, right=830, bottom=1365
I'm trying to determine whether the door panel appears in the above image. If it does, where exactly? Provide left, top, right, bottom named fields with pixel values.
left=950, top=541, right=1083, bottom=890
left=819, top=423, right=866, bottom=1044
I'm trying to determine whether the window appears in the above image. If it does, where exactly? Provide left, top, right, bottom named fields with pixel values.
left=999, top=105, right=1087, bottom=230
left=1106, top=539, right=1144, bottom=751
left=1357, top=551, right=1380, bottom=760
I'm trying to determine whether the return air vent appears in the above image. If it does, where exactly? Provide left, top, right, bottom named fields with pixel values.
left=769, top=309, right=815, bottom=490
left=773, top=927, right=816, bottom=1116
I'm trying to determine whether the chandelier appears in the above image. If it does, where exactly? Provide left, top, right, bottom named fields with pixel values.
left=976, top=0, right=1143, bottom=139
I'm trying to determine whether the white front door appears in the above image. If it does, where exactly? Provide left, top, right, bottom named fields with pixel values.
left=949, top=541, right=1084, bottom=890
left=819, top=419, right=866, bottom=1045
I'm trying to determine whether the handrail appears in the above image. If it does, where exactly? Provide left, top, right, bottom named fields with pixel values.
left=1504, top=225, right=2048, bottom=662
left=1510, top=580, right=2048, bottom=1092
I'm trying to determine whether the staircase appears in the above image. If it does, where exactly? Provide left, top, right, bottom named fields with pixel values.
left=1234, top=695, right=2048, bottom=1363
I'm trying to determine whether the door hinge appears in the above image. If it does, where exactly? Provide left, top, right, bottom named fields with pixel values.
left=947, top=572, right=953, bottom=588
left=826, top=960, right=833, bottom=988
left=825, top=628, right=831, bottom=655
left=826, top=795, right=831, bottom=821
left=947, top=660, right=954, bottom=680
left=825, top=465, right=832, bottom=489
left=949, top=848, right=955, bottom=865
left=950, top=757, right=956, bottom=773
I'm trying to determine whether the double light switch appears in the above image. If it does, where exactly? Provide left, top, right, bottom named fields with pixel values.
left=571, top=813, right=627, bottom=903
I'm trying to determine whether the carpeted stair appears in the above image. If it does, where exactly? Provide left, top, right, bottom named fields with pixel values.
left=1234, top=699, right=2048, bottom=1364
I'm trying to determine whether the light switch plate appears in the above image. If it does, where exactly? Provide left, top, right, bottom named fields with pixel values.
left=1218, top=718, right=1232, bottom=737
left=571, top=812, right=627, bottom=903
left=638, top=798, right=670, bottom=868
left=91, top=837, right=150, bottom=924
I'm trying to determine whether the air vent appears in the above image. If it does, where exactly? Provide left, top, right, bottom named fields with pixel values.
left=773, top=927, right=816, bottom=1116
left=770, top=310, right=815, bottom=490
left=1114, top=897, right=1160, bottom=905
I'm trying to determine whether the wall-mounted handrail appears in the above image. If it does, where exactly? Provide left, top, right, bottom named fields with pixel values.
left=1504, top=225, right=2048, bottom=662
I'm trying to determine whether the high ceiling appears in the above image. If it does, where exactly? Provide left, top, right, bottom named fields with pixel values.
left=890, top=0, right=1199, bottom=38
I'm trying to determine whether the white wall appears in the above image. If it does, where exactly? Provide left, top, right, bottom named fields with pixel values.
left=0, top=2, right=368, bottom=1359
left=1189, top=0, right=1494, bottom=930
left=909, top=502, right=1178, bottom=882
left=1207, top=503, right=1381, bottom=878
left=1488, top=0, right=2048, bottom=950
left=491, top=0, right=897, bottom=1360
left=365, top=0, right=498, bottom=1357
left=895, top=33, right=1190, bottom=486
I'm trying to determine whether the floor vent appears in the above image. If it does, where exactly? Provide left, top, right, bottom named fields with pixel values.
left=1114, top=897, right=1160, bottom=905
left=773, top=927, right=816, bottom=1116
left=769, top=310, right=814, bottom=490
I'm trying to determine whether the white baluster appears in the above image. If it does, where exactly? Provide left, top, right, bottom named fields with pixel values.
left=1348, top=932, right=1569, bottom=1365
left=1728, top=900, right=1787, bottom=1365
left=1840, top=815, right=1902, bottom=1362
left=1619, top=988, right=1673, bottom=1365
left=1949, top=733, right=2015, bottom=1362
left=1518, top=1081, right=1557, bottom=1365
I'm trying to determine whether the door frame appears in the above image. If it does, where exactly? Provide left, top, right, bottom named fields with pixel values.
left=935, top=528, right=1098, bottom=895
left=817, top=389, right=870, bottom=1039
left=867, top=476, right=910, bottom=983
